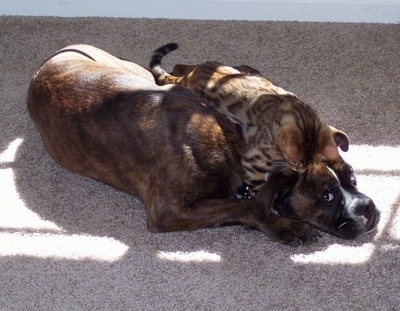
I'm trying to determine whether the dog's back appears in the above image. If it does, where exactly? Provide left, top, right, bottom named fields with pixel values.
left=28, top=45, right=244, bottom=201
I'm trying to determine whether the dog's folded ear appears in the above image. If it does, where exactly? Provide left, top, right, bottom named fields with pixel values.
left=256, top=171, right=298, bottom=215
left=319, top=125, right=349, bottom=160
left=331, top=126, right=349, bottom=152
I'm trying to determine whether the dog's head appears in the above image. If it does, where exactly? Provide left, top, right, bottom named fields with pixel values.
left=273, top=159, right=380, bottom=239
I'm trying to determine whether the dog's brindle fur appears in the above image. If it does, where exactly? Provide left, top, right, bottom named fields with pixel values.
left=27, top=45, right=379, bottom=246
left=273, top=159, right=379, bottom=239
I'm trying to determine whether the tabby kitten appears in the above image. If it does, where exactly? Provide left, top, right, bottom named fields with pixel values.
left=150, top=43, right=349, bottom=195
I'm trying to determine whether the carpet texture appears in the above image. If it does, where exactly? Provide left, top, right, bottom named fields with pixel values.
left=0, top=16, right=399, bottom=310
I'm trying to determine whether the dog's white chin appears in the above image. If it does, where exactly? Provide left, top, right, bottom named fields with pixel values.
left=364, top=225, right=379, bottom=235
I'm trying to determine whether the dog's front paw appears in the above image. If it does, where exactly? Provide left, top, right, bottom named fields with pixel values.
left=284, top=226, right=321, bottom=247
left=264, top=215, right=321, bottom=247
left=287, top=221, right=321, bottom=247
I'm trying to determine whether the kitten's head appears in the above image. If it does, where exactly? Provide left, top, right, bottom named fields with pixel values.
left=275, top=97, right=349, bottom=172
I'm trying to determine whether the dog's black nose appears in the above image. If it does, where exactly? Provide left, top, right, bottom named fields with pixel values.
left=355, top=197, right=376, bottom=215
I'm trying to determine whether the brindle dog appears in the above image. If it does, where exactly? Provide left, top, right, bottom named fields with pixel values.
left=27, top=44, right=380, bottom=246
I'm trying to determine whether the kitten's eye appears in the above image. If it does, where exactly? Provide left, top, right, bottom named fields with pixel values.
left=323, top=190, right=335, bottom=202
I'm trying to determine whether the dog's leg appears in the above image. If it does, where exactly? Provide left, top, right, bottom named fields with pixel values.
left=147, top=197, right=319, bottom=246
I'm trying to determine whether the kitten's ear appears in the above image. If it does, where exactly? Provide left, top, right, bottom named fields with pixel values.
left=233, top=65, right=262, bottom=76
left=319, top=125, right=349, bottom=159
left=170, top=64, right=196, bottom=77
left=277, top=125, right=303, bottom=161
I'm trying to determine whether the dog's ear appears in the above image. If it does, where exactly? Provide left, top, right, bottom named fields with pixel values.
left=331, top=126, right=349, bottom=152
left=256, top=171, right=298, bottom=215
left=171, top=64, right=196, bottom=77
left=318, top=125, right=349, bottom=159
left=276, top=124, right=303, bottom=162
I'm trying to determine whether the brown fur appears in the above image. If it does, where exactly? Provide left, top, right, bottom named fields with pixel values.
left=28, top=44, right=378, bottom=247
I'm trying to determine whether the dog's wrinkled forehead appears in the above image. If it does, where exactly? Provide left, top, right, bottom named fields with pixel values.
left=324, top=158, right=357, bottom=188
left=327, top=166, right=340, bottom=183
left=298, top=162, right=341, bottom=192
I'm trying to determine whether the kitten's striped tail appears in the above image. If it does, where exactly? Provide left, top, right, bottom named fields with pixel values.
left=149, top=43, right=179, bottom=83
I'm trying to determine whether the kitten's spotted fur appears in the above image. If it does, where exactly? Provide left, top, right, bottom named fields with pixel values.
left=150, top=43, right=349, bottom=195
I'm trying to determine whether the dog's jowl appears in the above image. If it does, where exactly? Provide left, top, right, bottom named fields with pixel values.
left=27, top=44, right=380, bottom=246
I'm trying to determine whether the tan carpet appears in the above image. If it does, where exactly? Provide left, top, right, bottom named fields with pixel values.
left=0, top=16, right=399, bottom=310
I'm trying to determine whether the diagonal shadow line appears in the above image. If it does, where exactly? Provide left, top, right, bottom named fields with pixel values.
left=0, top=162, right=15, bottom=169
left=375, top=192, right=400, bottom=244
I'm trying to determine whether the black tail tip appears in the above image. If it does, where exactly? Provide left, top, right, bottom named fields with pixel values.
left=165, top=42, right=179, bottom=51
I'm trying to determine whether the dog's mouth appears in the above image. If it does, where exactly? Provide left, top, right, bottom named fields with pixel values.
left=365, top=210, right=381, bottom=234
left=333, top=206, right=381, bottom=239
left=364, top=222, right=379, bottom=235
left=362, top=210, right=381, bottom=235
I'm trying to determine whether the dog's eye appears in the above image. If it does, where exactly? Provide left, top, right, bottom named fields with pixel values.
left=350, top=172, right=357, bottom=186
left=322, top=190, right=335, bottom=202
